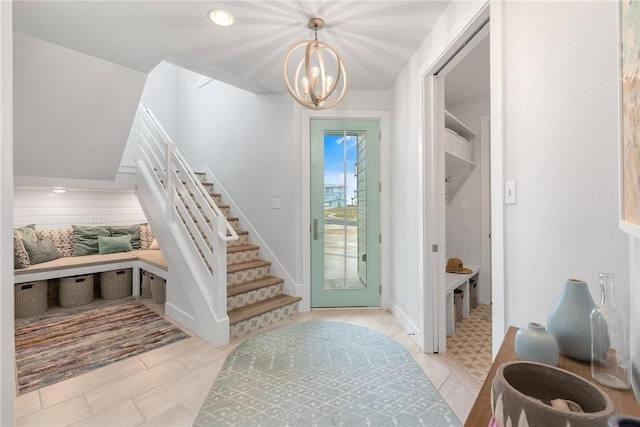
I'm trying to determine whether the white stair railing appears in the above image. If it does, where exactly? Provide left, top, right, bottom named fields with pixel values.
left=134, top=103, right=237, bottom=327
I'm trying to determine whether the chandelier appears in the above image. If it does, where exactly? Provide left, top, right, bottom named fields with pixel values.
left=283, top=18, right=347, bottom=110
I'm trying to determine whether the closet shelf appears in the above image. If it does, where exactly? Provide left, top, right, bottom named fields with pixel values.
left=445, top=110, right=476, bottom=141
left=445, top=150, right=476, bottom=169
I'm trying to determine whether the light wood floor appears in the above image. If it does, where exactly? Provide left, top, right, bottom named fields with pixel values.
left=15, top=302, right=482, bottom=426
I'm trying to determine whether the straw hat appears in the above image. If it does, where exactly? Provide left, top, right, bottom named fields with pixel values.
left=446, top=257, right=472, bottom=274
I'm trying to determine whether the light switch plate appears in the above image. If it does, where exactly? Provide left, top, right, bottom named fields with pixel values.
left=505, top=181, right=516, bottom=204
left=271, top=199, right=282, bottom=209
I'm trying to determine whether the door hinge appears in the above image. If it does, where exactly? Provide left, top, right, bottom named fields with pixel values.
left=432, top=244, right=438, bottom=252
left=379, top=234, right=382, bottom=243
left=362, top=253, right=367, bottom=262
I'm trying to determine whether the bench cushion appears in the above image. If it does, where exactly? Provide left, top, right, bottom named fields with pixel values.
left=14, top=252, right=139, bottom=276
left=132, top=249, right=167, bottom=271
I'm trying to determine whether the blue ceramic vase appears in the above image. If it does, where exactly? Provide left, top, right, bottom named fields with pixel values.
left=547, top=278, right=596, bottom=362
left=515, top=322, right=559, bottom=366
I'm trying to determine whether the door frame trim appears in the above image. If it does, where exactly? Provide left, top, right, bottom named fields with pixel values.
left=420, top=2, right=503, bottom=354
left=300, top=109, right=390, bottom=312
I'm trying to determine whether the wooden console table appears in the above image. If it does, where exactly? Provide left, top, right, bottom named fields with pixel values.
left=465, top=327, right=640, bottom=427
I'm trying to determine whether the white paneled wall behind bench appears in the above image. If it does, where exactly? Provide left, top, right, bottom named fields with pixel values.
left=14, top=188, right=147, bottom=229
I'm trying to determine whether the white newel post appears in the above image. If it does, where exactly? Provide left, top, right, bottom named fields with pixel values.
left=213, top=216, right=228, bottom=320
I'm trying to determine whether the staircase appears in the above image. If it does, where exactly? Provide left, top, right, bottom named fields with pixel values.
left=134, top=104, right=300, bottom=344
left=190, top=171, right=301, bottom=340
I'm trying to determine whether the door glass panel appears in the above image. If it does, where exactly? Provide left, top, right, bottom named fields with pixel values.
left=323, top=131, right=365, bottom=290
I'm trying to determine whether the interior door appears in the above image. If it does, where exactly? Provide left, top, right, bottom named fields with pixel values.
left=310, top=118, right=380, bottom=308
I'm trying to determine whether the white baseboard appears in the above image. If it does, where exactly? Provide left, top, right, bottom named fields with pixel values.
left=390, top=301, right=424, bottom=352
left=164, top=302, right=200, bottom=335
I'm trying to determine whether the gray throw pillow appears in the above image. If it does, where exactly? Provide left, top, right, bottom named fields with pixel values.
left=98, top=235, right=132, bottom=254
left=110, top=225, right=141, bottom=250
left=23, top=237, right=62, bottom=265
left=14, top=235, right=30, bottom=269
left=72, top=225, right=111, bottom=256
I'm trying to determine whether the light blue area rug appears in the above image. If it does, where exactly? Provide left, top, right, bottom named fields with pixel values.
left=195, top=321, right=460, bottom=426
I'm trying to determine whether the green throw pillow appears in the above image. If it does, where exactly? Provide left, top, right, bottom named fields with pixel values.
left=14, top=224, right=37, bottom=243
left=23, top=237, right=62, bottom=265
left=98, top=235, right=132, bottom=254
left=72, top=225, right=111, bottom=256
left=110, top=225, right=141, bottom=249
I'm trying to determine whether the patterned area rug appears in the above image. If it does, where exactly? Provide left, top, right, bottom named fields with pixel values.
left=446, top=303, right=492, bottom=385
left=15, top=300, right=189, bottom=395
left=195, top=321, right=461, bottom=427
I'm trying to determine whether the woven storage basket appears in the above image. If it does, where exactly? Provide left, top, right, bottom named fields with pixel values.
left=454, top=289, right=463, bottom=322
left=469, top=278, right=478, bottom=308
left=14, top=280, right=48, bottom=318
left=141, top=270, right=153, bottom=298
left=59, top=274, right=94, bottom=308
left=100, top=269, right=132, bottom=300
left=150, top=275, right=166, bottom=304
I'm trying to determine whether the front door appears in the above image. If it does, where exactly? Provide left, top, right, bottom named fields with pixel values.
left=310, top=118, right=380, bottom=307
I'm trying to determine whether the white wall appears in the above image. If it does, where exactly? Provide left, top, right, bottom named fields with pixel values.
left=13, top=33, right=146, bottom=181
left=447, top=97, right=490, bottom=302
left=388, top=0, right=487, bottom=351
left=176, top=70, right=298, bottom=281
left=502, top=1, right=629, bottom=328
left=139, top=61, right=179, bottom=142
left=14, top=188, right=147, bottom=229
left=0, top=2, right=14, bottom=424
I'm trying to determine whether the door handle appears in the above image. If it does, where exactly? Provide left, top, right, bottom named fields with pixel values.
left=313, top=219, right=323, bottom=240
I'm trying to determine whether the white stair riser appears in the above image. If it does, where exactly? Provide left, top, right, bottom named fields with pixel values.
left=227, top=248, right=259, bottom=265
left=229, top=302, right=299, bottom=340
left=227, top=265, right=270, bottom=286
left=227, top=283, right=283, bottom=311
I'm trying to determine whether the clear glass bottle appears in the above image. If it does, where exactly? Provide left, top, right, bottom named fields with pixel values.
left=590, top=273, right=631, bottom=389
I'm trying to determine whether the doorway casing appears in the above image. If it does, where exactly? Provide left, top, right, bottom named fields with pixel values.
left=421, top=1, right=506, bottom=355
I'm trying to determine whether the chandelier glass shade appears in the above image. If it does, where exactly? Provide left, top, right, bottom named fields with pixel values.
left=283, top=18, right=347, bottom=110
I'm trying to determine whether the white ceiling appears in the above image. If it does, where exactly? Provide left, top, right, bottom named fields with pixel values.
left=13, top=0, right=451, bottom=94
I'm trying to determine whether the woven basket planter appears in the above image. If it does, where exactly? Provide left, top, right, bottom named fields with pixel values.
left=141, top=270, right=153, bottom=298
left=14, top=280, right=48, bottom=318
left=59, top=274, right=94, bottom=308
left=150, top=275, right=166, bottom=304
left=454, top=289, right=463, bottom=322
left=100, top=269, right=132, bottom=300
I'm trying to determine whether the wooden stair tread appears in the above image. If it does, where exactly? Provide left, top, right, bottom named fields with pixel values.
left=228, top=294, right=302, bottom=325
left=227, top=276, right=284, bottom=297
left=227, top=244, right=259, bottom=254
left=227, top=259, right=270, bottom=273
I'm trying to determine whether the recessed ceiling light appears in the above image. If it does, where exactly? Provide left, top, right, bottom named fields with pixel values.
left=51, top=187, right=67, bottom=194
left=208, top=9, right=234, bottom=26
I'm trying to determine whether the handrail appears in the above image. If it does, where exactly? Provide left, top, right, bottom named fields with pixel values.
left=137, top=105, right=238, bottom=242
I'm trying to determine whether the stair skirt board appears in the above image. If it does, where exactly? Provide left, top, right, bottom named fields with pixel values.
left=229, top=301, right=300, bottom=340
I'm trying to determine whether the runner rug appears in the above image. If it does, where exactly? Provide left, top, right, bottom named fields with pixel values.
left=15, top=300, right=189, bottom=395
left=195, top=321, right=461, bottom=427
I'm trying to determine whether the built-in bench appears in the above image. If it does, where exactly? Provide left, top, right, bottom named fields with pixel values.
left=445, top=265, right=479, bottom=335
left=13, top=224, right=167, bottom=297
left=14, top=249, right=167, bottom=296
